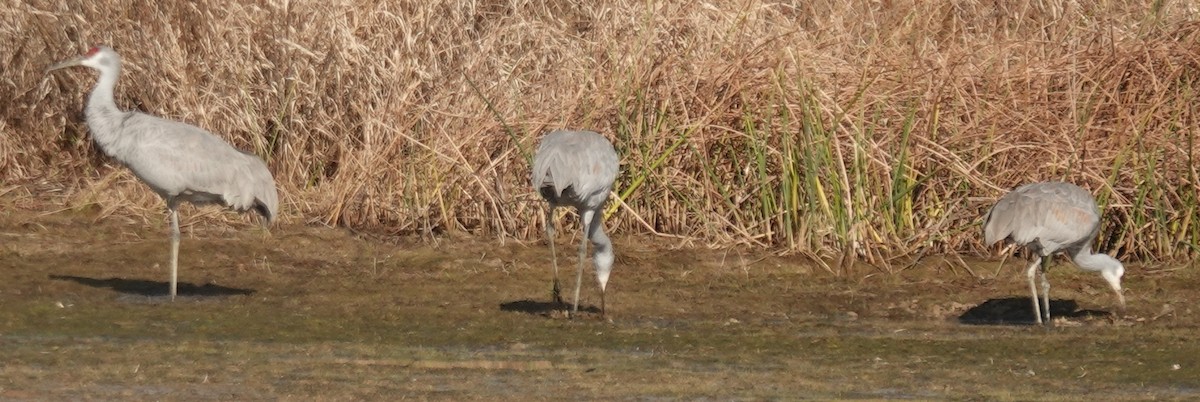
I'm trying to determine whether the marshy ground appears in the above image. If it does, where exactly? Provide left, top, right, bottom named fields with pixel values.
left=1, top=208, right=1197, bottom=400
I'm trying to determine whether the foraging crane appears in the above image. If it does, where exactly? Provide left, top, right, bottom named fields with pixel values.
left=46, top=46, right=278, bottom=300
left=983, top=181, right=1125, bottom=324
left=531, top=130, right=619, bottom=318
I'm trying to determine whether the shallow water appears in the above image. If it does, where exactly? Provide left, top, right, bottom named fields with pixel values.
left=0, top=209, right=1196, bottom=399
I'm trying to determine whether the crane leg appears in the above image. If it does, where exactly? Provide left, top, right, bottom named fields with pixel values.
left=169, top=208, right=180, bottom=301
left=545, top=207, right=563, bottom=306
left=1040, top=256, right=1051, bottom=324
left=1026, top=257, right=1042, bottom=324
left=571, top=211, right=592, bottom=319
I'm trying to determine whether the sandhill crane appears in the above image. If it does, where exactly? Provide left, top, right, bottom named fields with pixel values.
left=983, top=181, right=1125, bottom=324
left=46, top=46, right=278, bottom=300
left=531, top=130, right=619, bottom=318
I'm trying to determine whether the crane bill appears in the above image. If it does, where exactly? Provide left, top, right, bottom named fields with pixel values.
left=46, top=56, right=85, bottom=73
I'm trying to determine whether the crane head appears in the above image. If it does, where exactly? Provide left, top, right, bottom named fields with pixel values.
left=1102, top=262, right=1125, bottom=310
left=46, top=46, right=118, bottom=74
left=594, top=248, right=613, bottom=292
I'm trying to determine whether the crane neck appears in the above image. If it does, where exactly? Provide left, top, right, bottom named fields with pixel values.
left=586, top=212, right=614, bottom=292
left=1069, top=243, right=1125, bottom=306
left=84, top=64, right=127, bottom=150
left=1070, top=245, right=1120, bottom=274
left=87, top=64, right=122, bottom=113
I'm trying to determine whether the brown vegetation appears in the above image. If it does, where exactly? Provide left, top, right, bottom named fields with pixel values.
left=3, top=0, right=1199, bottom=261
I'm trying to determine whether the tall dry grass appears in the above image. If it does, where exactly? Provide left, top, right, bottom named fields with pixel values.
left=2, top=0, right=1199, bottom=264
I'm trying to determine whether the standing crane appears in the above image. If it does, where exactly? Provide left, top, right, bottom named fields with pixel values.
left=983, top=181, right=1125, bottom=324
left=531, top=130, right=619, bottom=318
left=46, top=46, right=278, bottom=300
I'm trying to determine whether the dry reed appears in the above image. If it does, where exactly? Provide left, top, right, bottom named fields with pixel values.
left=2, top=0, right=1198, bottom=264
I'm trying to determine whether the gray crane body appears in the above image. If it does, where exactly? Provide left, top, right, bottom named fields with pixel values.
left=48, top=46, right=277, bottom=299
left=531, top=130, right=618, bottom=318
left=983, top=181, right=1124, bottom=324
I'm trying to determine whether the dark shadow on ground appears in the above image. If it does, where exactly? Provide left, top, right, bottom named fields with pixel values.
left=49, top=275, right=254, bottom=297
left=959, top=297, right=1113, bottom=325
left=499, top=299, right=602, bottom=316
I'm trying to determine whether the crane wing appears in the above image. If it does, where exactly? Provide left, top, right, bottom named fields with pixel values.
left=113, top=113, right=279, bottom=220
left=983, top=182, right=1099, bottom=250
left=531, top=130, right=618, bottom=204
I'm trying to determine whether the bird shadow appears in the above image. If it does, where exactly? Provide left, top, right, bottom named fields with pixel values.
left=958, top=297, right=1113, bottom=325
left=49, top=275, right=254, bottom=298
left=499, top=299, right=602, bottom=317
